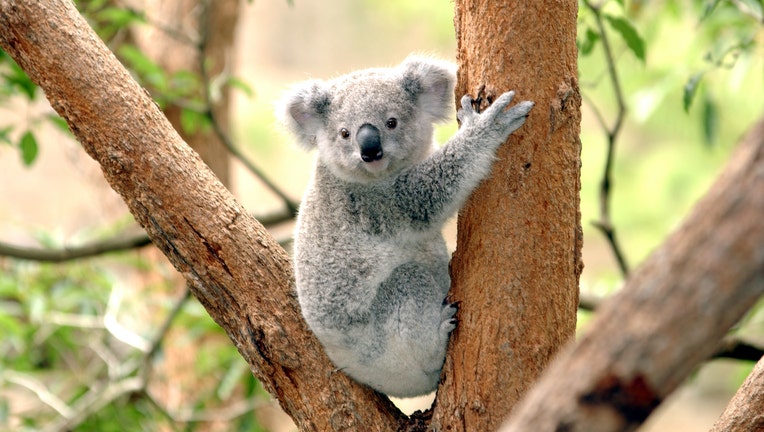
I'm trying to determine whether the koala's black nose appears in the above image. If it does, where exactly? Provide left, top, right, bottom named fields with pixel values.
left=357, top=123, right=383, bottom=163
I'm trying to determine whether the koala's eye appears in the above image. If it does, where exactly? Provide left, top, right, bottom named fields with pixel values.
left=339, top=128, right=350, bottom=139
left=385, top=118, right=398, bottom=129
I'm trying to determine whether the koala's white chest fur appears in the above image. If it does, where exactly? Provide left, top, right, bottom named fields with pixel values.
left=279, top=55, right=533, bottom=397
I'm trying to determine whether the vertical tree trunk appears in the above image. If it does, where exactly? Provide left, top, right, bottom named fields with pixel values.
left=431, top=1, right=582, bottom=430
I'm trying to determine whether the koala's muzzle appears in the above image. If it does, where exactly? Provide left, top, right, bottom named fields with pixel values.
left=357, top=123, right=383, bottom=162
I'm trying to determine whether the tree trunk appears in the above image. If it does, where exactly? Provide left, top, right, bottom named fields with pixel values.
left=431, top=1, right=582, bottom=430
left=0, top=2, right=403, bottom=430
left=500, top=118, right=764, bottom=431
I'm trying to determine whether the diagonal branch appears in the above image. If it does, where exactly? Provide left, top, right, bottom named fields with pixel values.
left=0, top=2, right=403, bottom=430
left=710, top=355, right=764, bottom=432
left=501, top=118, right=764, bottom=431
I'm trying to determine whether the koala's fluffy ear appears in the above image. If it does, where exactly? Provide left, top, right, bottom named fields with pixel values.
left=278, top=80, right=331, bottom=149
left=399, top=56, right=456, bottom=123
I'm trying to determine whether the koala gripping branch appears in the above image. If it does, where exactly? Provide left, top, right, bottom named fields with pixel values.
left=0, top=1, right=404, bottom=431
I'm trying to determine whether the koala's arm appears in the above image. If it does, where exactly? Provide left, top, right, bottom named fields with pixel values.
left=394, top=91, right=534, bottom=227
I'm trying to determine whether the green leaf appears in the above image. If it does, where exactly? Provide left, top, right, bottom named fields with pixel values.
left=578, top=27, right=600, bottom=57
left=0, top=398, right=8, bottom=425
left=46, top=114, right=71, bottom=134
left=604, top=15, right=646, bottom=62
left=226, top=76, right=255, bottom=98
left=683, top=72, right=704, bottom=112
left=118, top=45, right=168, bottom=91
left=96, top=6, right=144, bottom=28
left=180, top=108, right=210, bottom=135
left=18, top=130, right=38, bottom=166
left=702, top=96, right=718, bottom=147
left=3, top=62, right=37, bottom=99
left=0, top=126, right=13, bottom=145
left=700, top=0, right=722, bottom=21
left=734, top=0, right=763, bottom=19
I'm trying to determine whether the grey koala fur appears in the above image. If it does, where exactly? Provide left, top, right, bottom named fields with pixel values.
left=279, top=55, right=533, bottom=397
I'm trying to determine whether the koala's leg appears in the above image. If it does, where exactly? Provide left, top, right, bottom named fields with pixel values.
left=357, top=262, right=453, bottom=397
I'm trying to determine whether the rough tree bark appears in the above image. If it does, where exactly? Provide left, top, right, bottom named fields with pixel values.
left=430, top=1, right=582, bottom=430
left=0, top=1, right=403, bottom=430
left=710, top=355, right=764, bottom=432
left=500, top=118, right=764, bottom=431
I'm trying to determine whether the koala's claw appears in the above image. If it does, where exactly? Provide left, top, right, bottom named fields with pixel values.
left=457, top=95, right=475, bottom=124
left=457, top=90, right=532, bottom=135
left=490, top=90, right=516, bottom=112
left=440, top=302, right=458, bottom=334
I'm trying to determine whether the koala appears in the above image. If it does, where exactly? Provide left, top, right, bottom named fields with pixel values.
left=278, top=55, right=533, bottom=398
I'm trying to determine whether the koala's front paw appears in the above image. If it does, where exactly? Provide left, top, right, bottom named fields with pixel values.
left=457, top=91, right=534, bottom=142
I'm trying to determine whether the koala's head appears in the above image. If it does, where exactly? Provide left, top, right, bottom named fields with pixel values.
left=279, top=56, right=456, bottom=184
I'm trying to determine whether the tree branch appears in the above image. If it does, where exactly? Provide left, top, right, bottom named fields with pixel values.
left=710, top=355, right=764, bottom=432
left=0, top=2, right=403, bottom=430
left=0, top=233, right=151, bottom=262
left=583, top=0, right=630, bottom=278
left=501, top=118, right=764, bottom=431
left=0, top=208, right=293, bottom=263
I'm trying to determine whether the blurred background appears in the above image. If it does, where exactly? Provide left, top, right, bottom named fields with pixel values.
left=1, top=0, right=763, bottom=430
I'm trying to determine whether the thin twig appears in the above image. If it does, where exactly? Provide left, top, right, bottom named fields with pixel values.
left=4, top=371, right=75, bottom=419
left=143, top=287, right=192, bottom=373
left=176, top=397, right=271, bottom=422
left=41, top=376, right=145, bottom=432
left=196, top=1, right=299, bottom=216
left=584, top=0, right=631, bottom=277
left=0, top=233, right=151, bottom=262
left=714, top=336, right=764, bottom=361
left=0, top=208, right=293, bottom=263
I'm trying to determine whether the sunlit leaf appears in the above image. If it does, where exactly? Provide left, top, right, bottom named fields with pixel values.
left=118, top=45, right=168, bottom=91
left=169, top=69, right=201, bottom=98
left=0, top=126, right=13, bottom=145
left=18, top=130, right=38, bottom=166
left=0, top=398, right=8, bottom=425
left=96, top=6, right=144, bottom=28
left=3, top=62, right=37, bottom=100
left=578, top=27, right=600, bottom=56
left=683, top=72, right=704, bottom=112
left=700, top=0, right=722, bottom=21
left=46, top=114, right=71, bottom=134
left=702, top=96, right=718, bottom=147
left=226, top=76, right=255, bottom=98
left=605, top=15, right=646, bottom=62
left=734, top=0, right=763, bottom=20
left=180, top=108, right=210, bottom=135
